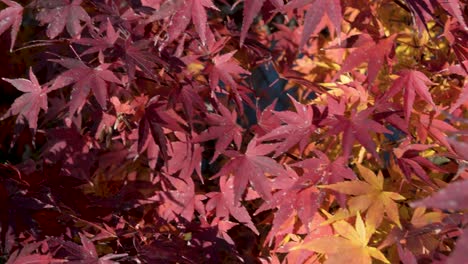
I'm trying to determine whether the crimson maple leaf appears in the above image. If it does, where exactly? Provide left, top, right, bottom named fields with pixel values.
left=385, top=70, right=436, bottom=124
left=50, top=58, right=121, bottom=115
left=206, top=175, right=259, bottom=235
left=393, top=139, right=445, bottom=184
left=333, top=34, right=397, bottom=84
left=165, top=132, right=203, bottom=182
left=0, top=0, right=23, bottom=51
left=208, top=50, right=250, bottom=91
left=326, top=107, right=391, bottom=161
left=292, top=151, right=356, bottom=206
left=193, top=103, right=243, bottom=162
left=36, top=0, right=90, bottom=39
left=168, top=83, right=205, bottom=126
left=73, top=19, right=119, bottom=55
left=436, top=0, right=467, bottom=30
left=282, top=0, right=342, bottom=48
left=138, top=97, right=186, bottom=164
left=259, top=95, right=316, bottom=157
left=403, top=0, right=434, bottom=33
left=255, top=166, right=323, bottom=244
left=156, top=0, right=218, bottom=46
left=213, top=137, right=286, bottom=202
left=240, top=0, right=283, bottom=46
left=152, top=175, right=205, bottom=222
left=1, top=68, right=48, bottom=134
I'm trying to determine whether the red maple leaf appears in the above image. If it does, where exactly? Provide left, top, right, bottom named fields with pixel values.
left=385, top=70, right=436, bottom=124
left=166, top=132, right=203, bottom=182
left=411, top=179, right=468, bottom=264
left=121, top=39, right=168, bottom=81
left=193, top=102, right=243, bottom=162
left=157, top=0, right=218, bottom=46
left=138, top=97, right=186, bottom=164
left=403, top=0, right=434, bottom=33
left=213, top=137, right=286, bottom=202
left=436, top=0, right=467, bottom=30
left=282, top=0, right=342, bottom=48
left=333, top=34, right=397, bottom=84
left=1, top=68, right=48, bottom=133
left=255, top=166, right=323, bottom=244
left=36, top=0, right=90, bottom=39
left=0, top=0, right=23, bottom=51
left=73, top=19, right=119, bottom=55
left=393, top=139, right=445, bottom=184
left=416, top=113, right=457, bottom=150
left=208, top=50, right=250, bottom=91
left=240, top=0, right=283, bottom=46
left=50, top=58, right=121, bottom=115
left=326, top=106, right=391, bottom=161
left=206, top=175, right=259, bottom=235
left=292, top=151, right=356, bottom=206
left=293, top=151, right=356, bottom=184
left=259, top=95, right=316, bottom=157
left=152, top=175, right=205, bottom=222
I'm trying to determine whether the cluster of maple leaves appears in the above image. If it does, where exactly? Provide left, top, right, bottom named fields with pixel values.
left=0, top=0, right=467, bottom=263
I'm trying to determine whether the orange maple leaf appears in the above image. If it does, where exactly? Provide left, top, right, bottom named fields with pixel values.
left=292, top=212, right=389, bottom=264
left=319, top=164, right=405, bottom=230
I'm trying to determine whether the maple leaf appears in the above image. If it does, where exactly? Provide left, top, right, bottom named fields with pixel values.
left=166, top=132, right=203, bottom=182
left=385, top=70, right=436, bottom=124
left=50, top=58, right=121, bottom=115
left=119, top=39, right=172, bottom=81
left=379, top=206, right=444, bottom=261
left=450, top=81, right=468, bottom=113
left=292, top=212, right=390, bottom=264
left=282, top=0, right=342, bottom=48
left=48, top=233, right=126, bottom=263
left=255, top=166, right=323, bottom=245
left=410, top=180, right=468, bottom=264
left=7, top=241, right=60, bottom=264
left=45, top=126, right=96, bottom=181
left=325, top=106, right=391, bottom=161
left=436, top=0, right=467, bottom=30
left=208, top=50, right=250, bottom=91
left=416, top=114, right=458, bottom=150
left=206, top=175, right=259, bottom=235
left=0, top=0, right=23, bottom=51
left=333, top=34, right=396, bottom=84
left=152, top=175, right=205, bottom=222
left=292, top=151, right=356, bottom=185
left=292, top=151, right=356, bottom=206
left=1, top=68, right=48, bottom=134
left=168, top=83, right=206, bottom=126
left=320, top=164, right=405, bottom=229
left=213, top=137, right=286, bottom=202
left=280, top=214, right=333, bottom=263
left=411, top=179, right=468, bottom=211
left=158, top=0, right=219, bottom=46
left=36, top=0, right=90, bottom=39
left=73, top=19, right=119, bottom=55
left=393, top=139, right=444, bottom=184
left=251, top=99, right=281, bottom=137
left=259, top=95, right=316, bottom=157
left=138, top=97, right=186, bottom=164
left=403, top=0, right=434, bottom=33
left=193, top=103, right=243, bottom=162
left=240, top=0, right=283, bottom=46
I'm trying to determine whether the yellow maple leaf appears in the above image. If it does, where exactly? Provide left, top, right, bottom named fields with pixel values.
left=292, top=213, right=389, bottom=264
left=319, top=164, right=405, bottom=230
